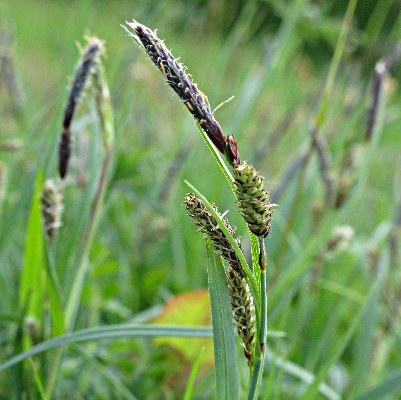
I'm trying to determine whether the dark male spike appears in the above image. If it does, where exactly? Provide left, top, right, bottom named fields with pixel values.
left=122, top=21, right=228, bottom=155
left=365, top=60, right=387, bottom=142
left=58, top=38, right=102, bottom=179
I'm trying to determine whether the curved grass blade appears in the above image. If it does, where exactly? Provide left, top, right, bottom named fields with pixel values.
left=350, top=369, right=401, bottom=400
left=72, top=346, right=138, bottom=400
left=206, top=242, right=239, bottom=400
left=183, top=346, right=205, bottom=400
left=19, top=173, right=45, bottom=324
left=265, top=350, right=341, bottom=400
left=0, top=324, right=212, bottom=374
left=299, top=278, right=382, bottom=400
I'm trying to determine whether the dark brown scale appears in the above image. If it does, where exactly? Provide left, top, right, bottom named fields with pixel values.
left=58, top=129, right=72, bottom=179
left=134, top=24, right=226, bottom=154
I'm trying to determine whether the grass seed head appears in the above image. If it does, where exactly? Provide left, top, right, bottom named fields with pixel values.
left=233, top=161, right=276, bottom=238
left=227, top=265, right=256, bottom=365
left=123, top=21, right=227, bottom=154
left=59, top=37, right=103, bottom=179
left=63, top=38, right=103, bottom=129
left=183, top=193, right=243, bottom=276
left=40, top=179, right=63, bottom=241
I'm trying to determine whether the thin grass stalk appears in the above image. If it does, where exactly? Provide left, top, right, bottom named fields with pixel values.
left=46, top=51, right=114, bottom=398
left=64, top=143, right=113, bottom=330
left=248, top=238, right=268, bottom=399
left=46, top=143, right=114, bottom=398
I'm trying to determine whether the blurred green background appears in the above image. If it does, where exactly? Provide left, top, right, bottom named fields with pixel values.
left=1, top=0, right=401, bottom=399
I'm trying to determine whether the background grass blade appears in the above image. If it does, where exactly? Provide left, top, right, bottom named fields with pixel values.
left=0, top=324, right=212, bottom=374
left=206, top=242, right=239, bottom=400
left=183, top=346, right=205, bottom=400
left=350, top=369, right=401, bottom=400
left=19, top=174, right=45, bottom=334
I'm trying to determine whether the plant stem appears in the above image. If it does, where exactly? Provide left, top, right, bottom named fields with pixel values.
left=64, top=143, right=114, bottom=331
left=46, top=144, right=114, bottom=398
left=248, top=238, right=268, bottom=399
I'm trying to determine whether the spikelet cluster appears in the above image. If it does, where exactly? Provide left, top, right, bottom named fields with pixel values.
left=183, top=193, right=256, bottom=362
left=183, top=193, right=243, bottom=275
left=233, top=161, right=275, bottom=238
left=335, top=144, right=362, bottom=208
left=40, top=179, right=63, bottom=241
left=226, top=265, right=256, bottom=364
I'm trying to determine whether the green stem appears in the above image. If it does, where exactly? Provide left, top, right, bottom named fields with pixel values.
left=64, top=144, right=114, bottom=331
left=259, top=238, right=268, bottom=351
left=248, top=349, right=264, bottom=400
left=46, top=144, right=114, bottom=398
left=248, top=238, right=268, bottom=399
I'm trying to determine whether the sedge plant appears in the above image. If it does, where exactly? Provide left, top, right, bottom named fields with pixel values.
left=122, top=20, right=277, bottom=399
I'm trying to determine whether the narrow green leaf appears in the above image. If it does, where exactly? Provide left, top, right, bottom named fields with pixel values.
left=350, top=369, right=401, bottom=400
left=299, top=279, right=382, bottom=399
left=44, top=246, right=64, bottom=336
left=29, top=359, right=48, bottom=400
left=183, top=347, right=205, bottom=400
left=206, top=242, right=239, bottom=400
left=265, top=350, right=341, bottom=400
left=0, top=324, right=212, bottom=374
left=72, top=346, right=138, bottom=400
left=19, top=174, right=45, bottom=323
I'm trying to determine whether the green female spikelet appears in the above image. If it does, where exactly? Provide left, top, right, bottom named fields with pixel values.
left=183, top=193, right=243, bottom=275
left=183, top=193, right=256, bottom=362
left=227, top=265, right=256, bottom=365
left=233, top=161, right=276, bottom=238
left=40, top=179, right=63, bottom=241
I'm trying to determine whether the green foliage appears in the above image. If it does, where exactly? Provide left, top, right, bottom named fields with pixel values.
left=1, top=0, right=401, bottom=399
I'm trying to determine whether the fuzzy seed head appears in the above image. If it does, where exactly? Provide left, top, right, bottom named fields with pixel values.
left=183, top=193, right=243, bottom=276
left=63, top=38, right=103, bottom=129
left=40, top=179, right=63, bottom=241
left=227, top=265, right=256, bottom=365
left=233, top=161, right=276, bottom=237
left=122, top=21, right=227, bottom=154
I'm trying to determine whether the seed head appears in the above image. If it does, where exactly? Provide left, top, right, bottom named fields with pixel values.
left=122, top=21, right=227, bottom=155
left=63, top=38, right=103, bottom=129
left=335, top=144, right=362, bottom=208
left=59, top=37, right=103, bottom=179
left=233, top=161, right=276, bottom=238
left=183, top=193, right=256, bottom=364
left=40, top=179, right=63, bottom=241
left=183, top=193, right=243, bottom=276
left=227, top=265, right=256, bottom=365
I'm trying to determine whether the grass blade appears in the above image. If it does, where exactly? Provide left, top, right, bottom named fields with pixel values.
left=19, top=174, right=45, bottom=328
left=350, top=369, right=401, bottom=400
left=183, top=346, right=205, bottom=400
left=0, top=324, right=212, bottom=374
left=206, top=242, right=239, bottom=400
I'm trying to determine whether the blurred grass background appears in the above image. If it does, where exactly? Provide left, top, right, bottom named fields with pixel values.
left=1, top=0, right=401, bottom=399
